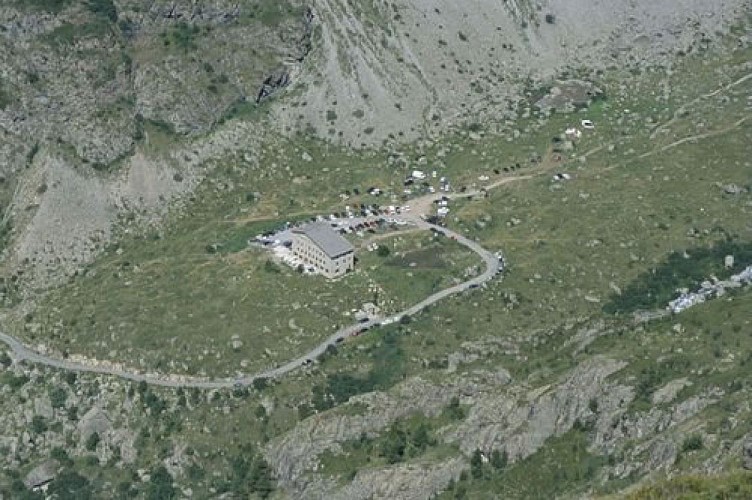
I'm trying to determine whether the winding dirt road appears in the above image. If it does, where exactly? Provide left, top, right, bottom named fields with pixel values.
left=5, top=67, right=747, bottom=388
left=0, top=215, right=501, bottom=389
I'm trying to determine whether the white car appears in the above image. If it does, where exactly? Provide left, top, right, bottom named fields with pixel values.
left=581, top=119, right=595, bottom=129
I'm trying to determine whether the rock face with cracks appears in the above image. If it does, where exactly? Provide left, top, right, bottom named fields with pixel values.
left=265, top=356, right=719, bottom=498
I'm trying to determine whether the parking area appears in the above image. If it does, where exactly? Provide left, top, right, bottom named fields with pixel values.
left=252, top=204, right=417, bottom=271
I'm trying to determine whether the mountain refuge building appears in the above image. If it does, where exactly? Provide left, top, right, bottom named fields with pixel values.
left=291, top=222, right=355, bottom=278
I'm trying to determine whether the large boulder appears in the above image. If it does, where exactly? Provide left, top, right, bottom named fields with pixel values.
left=76, top=406, right=112, bottom=442
left=23, top=459, right=59, bottom=490
left=535, top=80, right=603, bottom=112
left=743, top=440, right=752, bottom=470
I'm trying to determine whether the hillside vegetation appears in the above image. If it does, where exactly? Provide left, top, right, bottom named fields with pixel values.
left=0, top=1, right=751, bottom=499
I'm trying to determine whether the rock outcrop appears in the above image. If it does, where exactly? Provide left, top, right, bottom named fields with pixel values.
left=0, top=1, right=307, bottom=293
left=267, top=357, right=634, bottom=498
left=743, top=439, right=752, bottom=470
left=23, top=459, right=59, bottom=490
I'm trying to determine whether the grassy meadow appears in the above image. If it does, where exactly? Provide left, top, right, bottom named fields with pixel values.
left=22, top=138, right=480, bottom=376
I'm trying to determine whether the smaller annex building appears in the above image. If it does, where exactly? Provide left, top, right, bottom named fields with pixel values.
left=291, top=222, right=355, bottom=279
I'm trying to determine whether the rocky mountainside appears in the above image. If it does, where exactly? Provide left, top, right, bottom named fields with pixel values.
left=1, top=0, right=310, bottom=167
left=0, top=0, right=310, bottom=294
left=276, top=0, right=747, bottom=146
left=0, top=0, right=747, bottom=298
left=0, top=2, right=751, bottom=499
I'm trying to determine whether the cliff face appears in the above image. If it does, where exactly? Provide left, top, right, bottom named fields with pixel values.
left=0, top=0, right=309, bottom=168
left=0, top=0, right=310, bottom=294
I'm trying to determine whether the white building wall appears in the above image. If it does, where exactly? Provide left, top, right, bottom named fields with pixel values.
left=291, top=234, right=353, bottom=278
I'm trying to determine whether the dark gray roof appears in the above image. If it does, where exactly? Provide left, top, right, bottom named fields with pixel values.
left=294, top=222, right=354, bottom=258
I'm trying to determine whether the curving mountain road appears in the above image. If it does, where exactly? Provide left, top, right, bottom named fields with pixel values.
left=0, top=216, right=502, bottom=389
